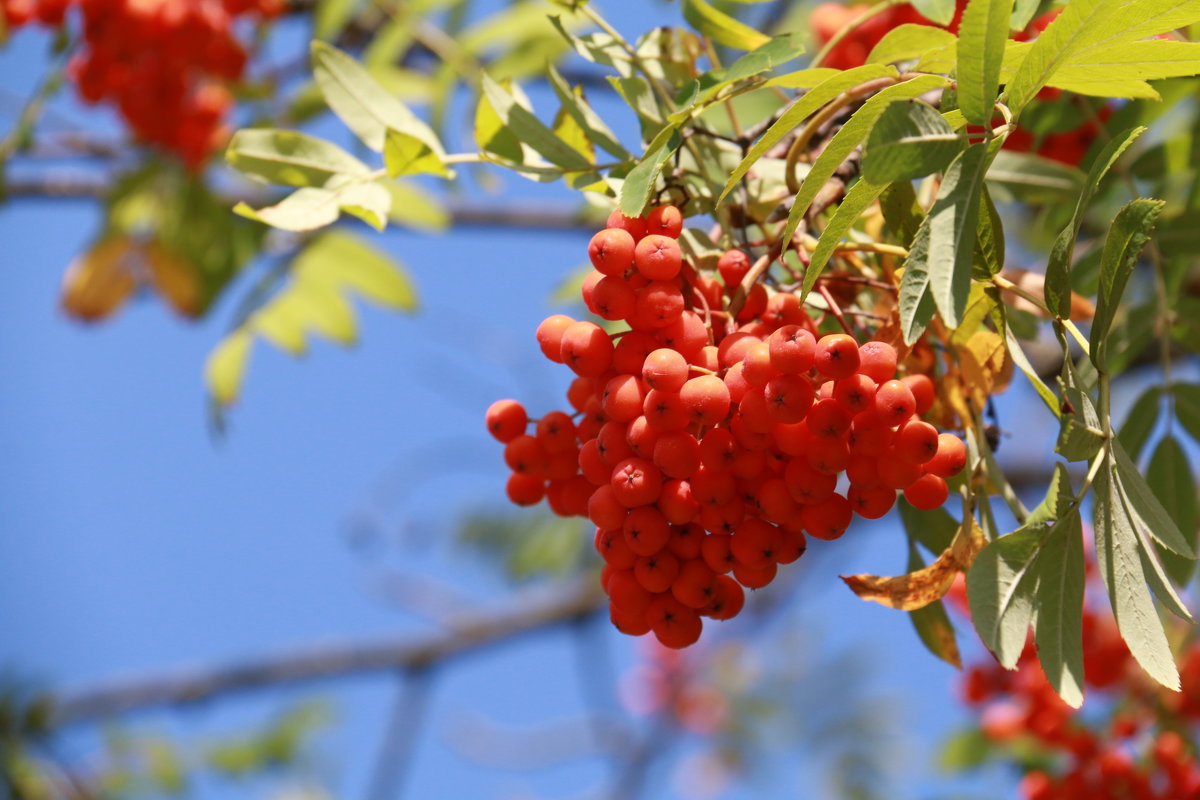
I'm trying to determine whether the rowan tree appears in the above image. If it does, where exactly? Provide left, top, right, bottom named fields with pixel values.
left=3, top=0, right=1200, bottom=797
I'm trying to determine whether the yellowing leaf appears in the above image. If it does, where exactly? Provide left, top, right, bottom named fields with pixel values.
left=205, top=329, right=254, bottom=406
left=681, top=0, right=769, bottom=50
left=205, top=231, right=418, bottom=407
left=145, top=242, right=203, bottom=318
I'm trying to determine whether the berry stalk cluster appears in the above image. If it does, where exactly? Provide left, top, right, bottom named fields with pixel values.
left=486, top=206, right=966, bottom=648
left=4, top=0, right=279, bottom=168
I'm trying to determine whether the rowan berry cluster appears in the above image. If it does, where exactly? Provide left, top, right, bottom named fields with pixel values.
left=485, top=205, right=967, bottom=649
left=954, top=574, right=1200, bottom=800
left=3, top=0, right=278, bottom=168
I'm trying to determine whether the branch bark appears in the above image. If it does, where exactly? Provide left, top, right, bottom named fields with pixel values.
left=3, top=174, right=598, bottom=230
left=50, top=577, right=605, bottom=727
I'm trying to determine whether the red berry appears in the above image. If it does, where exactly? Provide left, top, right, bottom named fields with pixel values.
left=486, top=399, right=528, bottom=443
left=814, top=333, right=861, bottom=379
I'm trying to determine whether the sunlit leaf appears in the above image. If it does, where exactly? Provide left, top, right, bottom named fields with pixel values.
left=956, top=0, right=1014, bottom=127
left=681, top=0, right=769, bottom=50
left=225, top=129, right=371, bottom=187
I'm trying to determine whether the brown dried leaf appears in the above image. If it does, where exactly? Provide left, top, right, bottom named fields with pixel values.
left=145, top=241, right=203, bottom=318
left=60, top=237, right=138, bottom=322
left=842, top=517, right=987, bottom=611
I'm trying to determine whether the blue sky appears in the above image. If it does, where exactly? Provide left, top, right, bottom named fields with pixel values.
left=0, top=3, right=1100, bottom=798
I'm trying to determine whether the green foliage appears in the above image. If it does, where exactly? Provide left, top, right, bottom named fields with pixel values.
left=206, top=231, right=417, bottom=406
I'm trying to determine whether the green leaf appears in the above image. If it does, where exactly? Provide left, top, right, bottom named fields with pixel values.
left=706, top=34, right=804, bottom=94
left=898, top=215, right=936, bottom=344
left=313, top=0, right=359, bottom=41
left=974, top=186, right=1004, bottom=278
left=1031, top=502, right=1086, bottom=708
left=1005, top=0, right=1115, bottom=117
left=681, top=0, right=770, bottom=50
left=205, top=231, right=417, bottom=407
left=547, top=65, right=631, bottom=160
left=311, top=41, right=444, bottom=155
left=1147, top=436, right=1199, bottom=585
left=720, top=64, right=899, bottom=202
left=1044, top=126, right=1146, bottom=317
left=1056, top=383, right=1105, bottom=462
left=224, top=129, right=370, bottom=188
left=1118, top=385, right=1161, bottom=460
left=1093, top=461, right=1181, bottom=691
left=898, top=497, right=960, bottom=554
left=967, top=524, right=1040, bottom=668
left=1112, top=437, right=1195, bottom=559
left=383, top=181, right=449, bottom=231
left=867, top=24, right=957, bottom=65
left=985, top=150, right=1084, bottom=201
left=879, top=179, right=924, bottom=244
left=548, top=16, right=633, bottom=77
left=1090, top=198, right=1165, bottom=366
left=907, top=544, right=961, bottom=668
left=957, top=0, right=1014, bottom=127
left=911, top=0, right=957, bottom=25
left=294, top=229, right=418, bottom=312
left=384, top=129, right=451, bottom=178
left=939, top=729, right=993, bottom=772
left=862, top=99, right=964, bottom=184
left=1175, top=383, right=1200, bottom=443
left=967, top=464, right=1078, bottom=681
left=1108, top=452, right=1194, bottom=624
left=480, top=73, right=595, bottom=172
left=205, top=329, right=253, bottom=406
left=925, top=142, right=988, bottom=328
left=619, top=128, right=681, bottom=217
left=1047, top=40, right=1200, bottom=100
left=803, top=178, right=887, bottom=298
left=1010, top=0, right=1040, bottom=30
left=334, top=181, right=392, bottom=231
left=1004, top=324, right=1061, bottom=417
left=235, top=188, right=341, bottom=232
left=780, top=74, right=951, bottom=248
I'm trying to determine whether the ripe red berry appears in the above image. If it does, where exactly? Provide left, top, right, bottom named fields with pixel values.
left=606, top=209, right=648, bottom=240
left=904, top=473, right=949, bottom=510
left=535, top=315, right=575, bottom=363
left=814, top=333, right=861, bottom=379
left=894, top=419, right=939, bottom=464
left=642, top=348, right=688, bottom=392
left=926, top=433, right=968, bottom=478
left=611, top=457, right=664, bottom=507
left=768, top=325, right=816, bottom=374
left=506, top=473, right=545, bottom=505
left=588, top=228, right=636, bottom=276
left=634, top=235, right=683, bottom=281
left=680, top=375, right=732, bottom=426
left=486, top=399, right=528, bottom=443
left=647, top=593, right=703, bottom=648
left=857, top=341, right=898, bottom=384
left=717, top=249, right=752, bottom=287
left=874, top=379, right=917, bottom=425
left=646, top=204, right=683, bottom=238
left=903, top=373, right=936, bottom=414
left=763, top=374, right=814, bottom=423
left=622, top=504, right=672, bottom=555
left=703, top=575, right=744, bottom=619
left=560, top=321, right=614, bottom=377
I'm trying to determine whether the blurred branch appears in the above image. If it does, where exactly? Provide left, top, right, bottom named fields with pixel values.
left=367, top=669, right=433, bottom=800
left=50, top=577, right=605, bottom=726
left=3, top=173, right=597, bottom=230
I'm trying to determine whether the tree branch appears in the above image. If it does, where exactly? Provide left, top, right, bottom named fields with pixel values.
left=3, top=174, right=599, bottom=230
left=50, top=577, right=605, bottom=727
